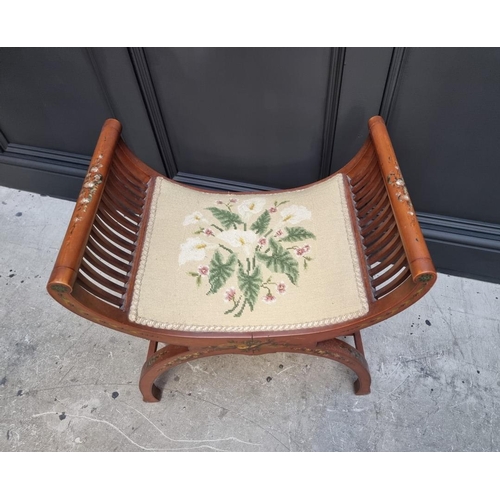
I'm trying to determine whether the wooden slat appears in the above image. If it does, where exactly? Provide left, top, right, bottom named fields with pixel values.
left=110, top=161, right=147, bottom=199
left=357, top=189, right=389, bottom=223
left=80, top=260, right=127, bottom=295
left=367, top=232, right=402, bottom=267
left=82, top=251, right=129, bottom=282
left=362, top=213, right=392, bottom=242
left=93, top=216, right=136, bottom=252
left=76, top=274, right=124, bottom=307
left=351, top=154, right=380, bottom=193
left=361, top=204, right=392, bottom=237
left=107, top=173, right=145, bottom=212
left=363, top=218, right=396, bottom=248
left=116, top=142, right=152, bottom=184
left=86, top=239, right=132, bottom=273
left=374, top=268, right=411, bottom=298
left=115, top=146, right=149, bottom=186
left=103, top=186, right=142, bottom=223
left=89, top=229, right=133, bottom=263
left=100, top=189, right=141, bottom=225
left=355, top=179, right=385, bottom=213
left=349, top=150, right=378, bottom=188
left=372, top=252, right=408, bottom=288
left=108, top=169, right=145, bottom=207
left=96, top=206, right=138, bottom=240
left=353, top=169, right=382, bottom=201
left=370, top=246, right=406, bottom=279
left=106, top=176, right=142, bottom=217
left=100, top=194, right=140, bottom=233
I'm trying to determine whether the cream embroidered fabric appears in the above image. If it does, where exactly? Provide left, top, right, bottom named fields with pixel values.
left=129, top=174, right=368, bottom=332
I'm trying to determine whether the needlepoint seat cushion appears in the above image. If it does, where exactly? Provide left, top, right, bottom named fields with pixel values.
left=129, top=173, right=369, bottom=332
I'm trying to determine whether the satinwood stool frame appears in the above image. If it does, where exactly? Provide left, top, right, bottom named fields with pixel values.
left=47, top=116, right=436, bottom=402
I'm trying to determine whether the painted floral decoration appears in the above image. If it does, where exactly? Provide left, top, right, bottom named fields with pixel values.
left=179, top=197, right=316, bottom=317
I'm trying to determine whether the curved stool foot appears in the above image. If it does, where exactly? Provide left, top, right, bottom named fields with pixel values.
left=296, top=337, right=371, bottom=396
left=140, top=343, right=190, bottom=402
left=354, top=377, right=371, bottom=395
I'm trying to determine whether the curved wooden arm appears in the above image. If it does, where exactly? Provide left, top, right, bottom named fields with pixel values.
left=47, top=118, right=122, bottom=293
left=368, top=116, right=436, bottom=284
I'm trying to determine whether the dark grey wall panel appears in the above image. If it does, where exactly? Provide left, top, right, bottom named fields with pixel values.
left=88, top=48, right=165, bottom=173
left=0, top=47, right=164, bottom=198
left=386, top=48, right=500, bottom=225
left=426, top=241, right=500, bottom=284
left=0, top=48, right=110, bottom=154
left=0, top=153, right=86, bottom=201
left=144, top=48, right=333, bottom=189
left=330, top=47, right=393, bottom=172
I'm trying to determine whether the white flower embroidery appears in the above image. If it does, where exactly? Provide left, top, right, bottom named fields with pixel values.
left=217, top=230, right=257, bottom=256
left=183, top=211, right=208, bottom=226
left=237, top=198, right=266, bottom=221
left=279, top=205, right=312, bottom=225
left=178, top=238, right=215, bottom=265
left=177, top=195, right=316, bottom=318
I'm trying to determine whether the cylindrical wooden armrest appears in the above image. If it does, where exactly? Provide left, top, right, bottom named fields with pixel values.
left=368, top=116, right=436, bottom=283
left=48, top=118, right=122, bottom=293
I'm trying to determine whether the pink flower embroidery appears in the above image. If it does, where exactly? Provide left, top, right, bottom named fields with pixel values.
left=263, top=293, right=276, bottom=304
left=198, top=265, right=210, bottom=276
left=276, top=282, right=286, bottom=295
left=295, top=245, right=311, bottom=256
left=275, top=229, right=283, bottom=237
left=229, top=198, right=237, bottom=203
left=258, top=237, right=267, bottom=246
left=269, top=207, right=277, bottom=213
left=224, top=287, right=237, bottom=302
left=204, top=228, right=214, bottom=236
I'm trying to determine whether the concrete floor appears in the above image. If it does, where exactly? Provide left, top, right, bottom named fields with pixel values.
left=1, top=185, right=499, bottom=452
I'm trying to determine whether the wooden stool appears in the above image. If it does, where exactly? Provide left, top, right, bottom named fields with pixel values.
left=47, top=116, right=436, bottom=402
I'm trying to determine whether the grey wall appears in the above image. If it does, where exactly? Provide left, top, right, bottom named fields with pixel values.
left=0, top=47, right=499, bottom=282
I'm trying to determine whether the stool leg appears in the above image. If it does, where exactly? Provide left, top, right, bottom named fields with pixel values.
left=140, top=343, right=190, bottom=402
left=352, top=330, right=365, bottom=356
left=303, top=337, right=371, bottom=395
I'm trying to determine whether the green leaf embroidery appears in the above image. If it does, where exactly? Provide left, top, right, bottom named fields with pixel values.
left=256, top=238, right=299, bottom=285
left=206, top=207, right=243, bottom=229
left=250, top=210, right=271, bottom=235
left=237, top=264, right=263, bottom=311
left=218, top=244, right=234, bottom=254
left=279, top=226, right=316, bottom=242
left=207, top=250, right=237, bottom=294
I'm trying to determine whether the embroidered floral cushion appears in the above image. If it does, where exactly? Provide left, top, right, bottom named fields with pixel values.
left=129, top=174, right=368, bottom=332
